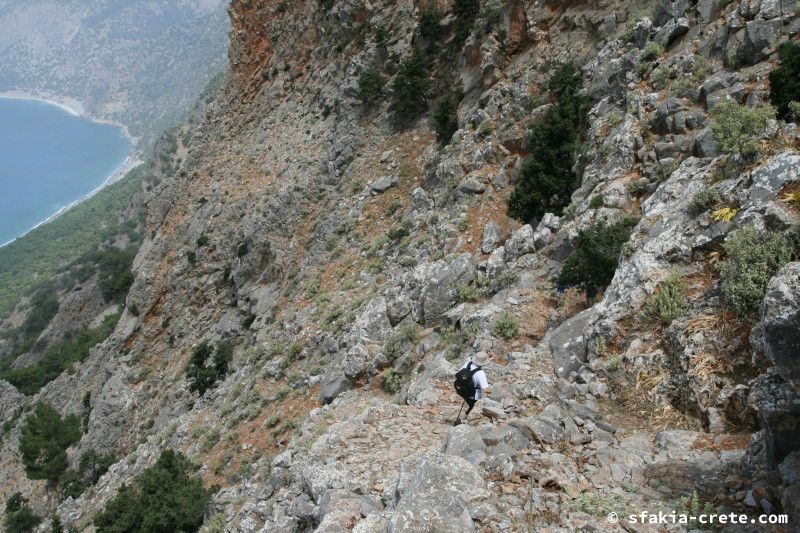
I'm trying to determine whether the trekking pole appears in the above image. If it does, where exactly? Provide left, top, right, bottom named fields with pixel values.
left=453, top=400, right=465, bottom=426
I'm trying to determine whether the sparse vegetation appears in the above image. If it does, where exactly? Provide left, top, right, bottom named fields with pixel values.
left=2, top=314, right=120, bottom=395
left=19, top=402, right=81, bottom=483
left=94, top=450, right=212, bottom=533
left=419, top=10, right=445, bottom=42
left=768, top=41, right=800, bottom=122
left=60, top=449, right=117, bottom=499
left=719, top=226, right=793, bottom=317
left=710, top=101, right=775, bottom=159
left=392, top=49, right=431, bottom=126
left=433, top=96, right=459, bottom=146
left=185, top=341, right=233, bottom=396
left=491, top=310, right=519, bottom=340
left=382, top=368, right=402, bottom=393
left=357, top=69, right=385, bottom=104
left=4, top=493, right=41, bottom=533
left=646, top=273, right=685, bottom=324
left=687, top=187, right=721, bottom=215
left=558, top=217, right=638, bottom=297
left=508, top=63, right=587, bottom=223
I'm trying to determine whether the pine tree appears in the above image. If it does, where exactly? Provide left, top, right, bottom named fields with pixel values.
left=19, top=402, right=81, bottom=483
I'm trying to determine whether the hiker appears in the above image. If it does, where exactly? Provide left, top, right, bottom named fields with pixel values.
left=453, top=359, right=490, bottom=425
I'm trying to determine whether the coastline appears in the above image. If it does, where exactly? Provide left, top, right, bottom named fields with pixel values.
left=0, top=89, right=135, bottom=142
left=0, top=92, right=142, bottom=248
left=0, top=154, right=142, bottom=248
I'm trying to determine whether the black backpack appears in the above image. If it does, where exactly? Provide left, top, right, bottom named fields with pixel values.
left=454, top=362, right=481, bottom=401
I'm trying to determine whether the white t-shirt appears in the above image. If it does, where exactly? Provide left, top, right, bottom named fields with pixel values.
left=459, top=361, right=489, bottom=400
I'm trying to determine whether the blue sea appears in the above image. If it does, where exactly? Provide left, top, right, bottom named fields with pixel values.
left=0, top=97, right=132, bottom=246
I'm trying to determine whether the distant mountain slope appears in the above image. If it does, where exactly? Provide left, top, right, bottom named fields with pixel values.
left=0, top=0, right=229, bottom=149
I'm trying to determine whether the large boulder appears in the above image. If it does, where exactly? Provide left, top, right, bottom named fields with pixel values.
left=420, top=254, right=476, bottom=325
left=751, top=262, right=800, bottom=384
left=549, top=309, right=595, bottom=378
left=736, top=19, right=783, bottom=66
left=444, top=424, right=487, bottom=466
left=390, top=453, right=491, bottom=532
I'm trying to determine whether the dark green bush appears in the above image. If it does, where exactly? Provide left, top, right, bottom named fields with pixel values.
left=419, top=11, right=445, bottom=42
left=719, top=226, right=793, bottom=317
left=2, top=313, right=119, bottom=395
left=508, top=63, right=587, bottom=223
left=196, top=235, right=209, bottom=247
left=558, top=217, right=638, bottom=297
left=60, top=449, right=116, bottom=499
left=433, top=96, right=459, bottom=146
left=374, top=25, right=389, bottom=47
left=768, top=41, right=800, bottom=122
left=94, top=450, right=211, bottom=533
left=452, top=0, right=480, bottom=46
left=392, top=49, right=431, bottom=126
left=236, top=242, right=249, bottom=258
left=185, top=341, right=233, bottom=396
left=4, top=493, right=41, bottom=533
left=97, top=247, right=137, bottom=304
left=357, top=69, right=385, bottom=104
left=19, top=402, right=81, bottom=483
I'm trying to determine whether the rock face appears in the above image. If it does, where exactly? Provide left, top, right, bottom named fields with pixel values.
left=2, top=0, right=800, bottom=530
left=753, top=263, right=800, bottom=384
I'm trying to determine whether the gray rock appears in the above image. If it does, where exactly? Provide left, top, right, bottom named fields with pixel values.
left=444, top=424, right=487, bottom=466
left=480, top=425, right=528, bottom=449
left=632, top=17, right=653, bottom=49
left=751, top=263, right=800, bottom=383
left=509, top=415, right=565, bottom=444
left=737, top=18, right=783, bottom=66
left=421, top=254, right=476, bottom=324
left=654, top=16, right=689, bottom=46
left=370, top=175, right=399, bottom=194
left=549, top=309, right=593, bottom=378
left=319, top=375, right=351, bottom=404
left=653, top=0, right=689, bottom=26
left=481, top=221, right=501, bottom=253
left=458, top=178, right=485, bottom=194
left=504, top=225, right=535, bottom=261
left=779, top=451, right=800, bottom=487
left=699, top=71, right=741, bottom=106
left=697, top=0, right=719, bottom=22
left=693, top=127, right=720, bottom=158
left=783, top=484, right=800, bottom=524
left=391, top=453, right=490, bottom=532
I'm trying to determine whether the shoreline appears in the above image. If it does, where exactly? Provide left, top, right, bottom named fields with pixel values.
left=0, top=92, right=143, bottom=248
left=0, top=154, right=143, bottom=249
left=0, top=89, right=136, bottom=142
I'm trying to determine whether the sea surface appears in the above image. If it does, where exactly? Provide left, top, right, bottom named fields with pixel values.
left=0, top=97, right=131, bottom=246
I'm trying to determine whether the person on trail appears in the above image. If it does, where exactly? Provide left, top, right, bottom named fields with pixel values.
left=453, top=359, right=490, bottom=424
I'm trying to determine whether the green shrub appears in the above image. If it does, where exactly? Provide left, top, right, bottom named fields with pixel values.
left=419, top=10, right=445, bottom=42
left=457, top=282, right=480, bottom=302
left=19, top=402, right=81, bottom=482
left=640, top=42, right=663, bottom=62
left=558, top=217, right=638, bottom=297
left=392, top=49, right=431, bottom=126
left=719, top=226, right=793, bottom=316
left=374, top=25, right=389, bottom=47
left=498, top=268, right=519, bottom=289
left=687, top=187, right=721, bottom=215
left=508, top=63, right=587, bottom=223
left=382, top=368, right=402, bottom=393
left=196, top=235, right=209, bottom=247
left=357, top=69, right=385, bottom=104
left=768, top=41, right=800, bottom=122
left=97, top=247, right=137, bottom=303
left=94, top=450, right=212, bottom=533
left=646, top=273, right=685, bottom=324
left=491, top=310, right=519, bottom=340
left=387, top=219, right=412, bottom=241
left=60, top=449, right=116, bottom=499
left=2, top=313, right=119, bottom=395
left=710, top=101, right=776, bottom=159
left=185, top=341, right=233, bottom=396
left=589, top=195, right=604, bottom=209
left=236, top=242, right=249, bottom=258
left=4, top=493, right=41, bottom=533
left=452, top=0, right=480, bottom=46
left=433, top=96, right=459, bottom=146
